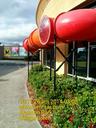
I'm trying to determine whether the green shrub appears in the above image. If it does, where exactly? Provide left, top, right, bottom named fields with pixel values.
left=31, top=64, right=44, bottom=72
left=29, top=64, right=96, bottom=127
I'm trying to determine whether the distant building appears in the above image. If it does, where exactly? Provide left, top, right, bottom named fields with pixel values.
left=0, top=45, right=4, bottom=59
left=0, top=42, right=27, bottom=60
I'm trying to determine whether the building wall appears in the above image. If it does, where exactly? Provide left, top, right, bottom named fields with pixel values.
left=0, top=46, right=4, bottom=59
left=36, top=0, right=50, bottom=25
left=36, top=0, right=92, bottom=25
left=36, top=0, right=94, bottom=75
left=40, top=0, right=86, bottom=18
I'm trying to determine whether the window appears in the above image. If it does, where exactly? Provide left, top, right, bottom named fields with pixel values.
left=44, top=48, right=54, bottom=68
left=68, top=1, right=96, bottom=81
left=68, top=43, right=73, bottom=74
left=68, top=42, right=96, bottom=81
left=89, top=42, right=96, bottom=78
left=76, top=42, right=87, bottom=77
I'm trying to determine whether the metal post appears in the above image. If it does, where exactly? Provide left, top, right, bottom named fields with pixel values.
left=73, top=42, right=75, bottom=75
left=87, top=42, right=90, bottom=78
left=75, top=42, right=78, bottom=86
left=28, top=48, right=30, bottom=82
left=54, top=35, right=56, bottom=91
left=41, top=49, right=43, bottom=65
left=50, top=49, right=52, bottom=81
left=31, top=53, right=33, bottom=69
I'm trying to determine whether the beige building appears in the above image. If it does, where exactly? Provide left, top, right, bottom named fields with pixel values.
left=36, top=0, right=96, bottom=82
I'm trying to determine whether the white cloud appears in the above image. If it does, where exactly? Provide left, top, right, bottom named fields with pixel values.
left=0, top=23, right=36, bottom=39
left=0, top=0, right=39, bottom=44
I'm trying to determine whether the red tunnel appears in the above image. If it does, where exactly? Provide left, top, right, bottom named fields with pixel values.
left=23, top=38, right=37, bottom=54
left=55, top=9, right=96, bottom=41
left=28, top=29, right=43, bottom=49
left=23, top=9, right=96, bottom=53
left=26, top=27, right=52, bottom=53
left=39, top=15, right=54, bottom=46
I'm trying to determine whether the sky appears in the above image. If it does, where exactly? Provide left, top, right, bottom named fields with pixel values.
left=0, top=0, right=39, bottom=45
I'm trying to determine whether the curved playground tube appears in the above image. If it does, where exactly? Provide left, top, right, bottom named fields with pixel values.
left=23, top=9, right=96, bottom=53
left=28, top=29, right=43, bottom=49
left=25, top=28, right=52, bottom=54
left=39, top=15, right=54, bottom=46
left=23, top=38, right=37, bottom=54
left=55, top=9, right=96, bottom=41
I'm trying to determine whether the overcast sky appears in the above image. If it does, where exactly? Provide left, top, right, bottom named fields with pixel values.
left=0, top=0, right=39, bottom=45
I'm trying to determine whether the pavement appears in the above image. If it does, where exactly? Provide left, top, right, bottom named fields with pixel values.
left=0, top=61, right=42, bottom=128
left=0, top=60, right=40, bottom=66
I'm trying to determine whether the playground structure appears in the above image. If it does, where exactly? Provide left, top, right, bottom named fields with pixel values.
left=23, top=9, right=96, bottom=54
left=23, top=8, right=96, bottom=89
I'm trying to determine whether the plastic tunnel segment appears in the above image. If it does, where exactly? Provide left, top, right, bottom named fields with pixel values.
left=23, top=38, right=29, bottom=52
left=55, top=9, right=96, bottom=41
left=23, top=38, right=37, bottom=54
left=28, top=29, right=42, bottom=49
left=28, top=28, right=51, bottom=49
left=39, top=15, right=54, bottom=46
